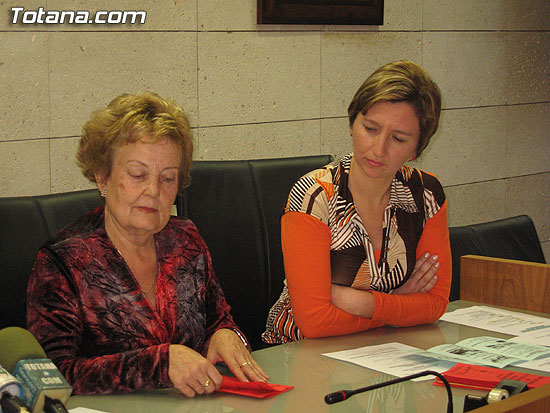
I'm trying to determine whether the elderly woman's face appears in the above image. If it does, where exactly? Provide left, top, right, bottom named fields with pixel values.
left=99, top=136, right=182, bottom=238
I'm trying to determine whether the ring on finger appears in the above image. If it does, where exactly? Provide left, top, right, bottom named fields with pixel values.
left=203, top=378, right=211, bottom=388
left=240, top=361, right=252, bottom=368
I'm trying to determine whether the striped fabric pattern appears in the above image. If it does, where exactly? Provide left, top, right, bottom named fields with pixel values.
left=262, top=153, right=446, bottom=344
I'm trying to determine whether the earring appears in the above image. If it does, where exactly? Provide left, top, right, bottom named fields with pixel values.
left=100, top=189, right=107, bottom=198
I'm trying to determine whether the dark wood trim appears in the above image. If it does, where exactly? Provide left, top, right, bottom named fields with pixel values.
left=258, top=0, right=384, bottom=25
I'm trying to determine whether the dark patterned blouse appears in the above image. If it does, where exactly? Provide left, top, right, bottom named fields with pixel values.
left=27, top=207, right=245, bottom=394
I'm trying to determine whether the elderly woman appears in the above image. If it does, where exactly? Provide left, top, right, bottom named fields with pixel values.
left=263, top=61, right=451, bottom=344
left=27, top=92, right=268, bottom=397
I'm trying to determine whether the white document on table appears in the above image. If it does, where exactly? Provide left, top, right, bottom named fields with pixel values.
left=427, top=344, right=521, bottom=368
left=323, top=338, right=550, bottom=378
left=451, top=336, right=550, bottom=361
left=509, top=328, right=550, bottom=347
left=426, top=336, right=550, bottom=369
left=322, top=342, right=455, bottom=381
left=514, top=356, right=550, bottom=373
left=439, top=305, right=550, bottom=339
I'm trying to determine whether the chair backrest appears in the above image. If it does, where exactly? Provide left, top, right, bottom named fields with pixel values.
left=0, top=189, right=103, bottom=330
left=179, top=155, right=333, bottom=349
left=448, top=215, right=545, bottom=301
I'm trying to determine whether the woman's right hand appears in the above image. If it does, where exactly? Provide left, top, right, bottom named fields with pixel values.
left=168, top=344, right=223, bottom=397
left=392, top=252, right=440, bottom=295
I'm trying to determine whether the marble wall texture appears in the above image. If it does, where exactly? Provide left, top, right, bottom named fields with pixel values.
left=1, top=0, right=549, bottom=259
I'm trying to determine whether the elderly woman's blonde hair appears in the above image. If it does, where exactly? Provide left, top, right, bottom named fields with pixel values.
left=77, top=92, right=193, bottom=191
left=347, top=60, right=442, bottom=157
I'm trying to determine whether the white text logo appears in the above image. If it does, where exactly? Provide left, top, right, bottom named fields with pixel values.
left=11, top=7, right=147, bottom=24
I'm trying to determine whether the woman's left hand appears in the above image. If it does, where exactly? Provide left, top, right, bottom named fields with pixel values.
left=206, top=329, right=269, bottom=383
left=393, top=252, right=439, bottom=295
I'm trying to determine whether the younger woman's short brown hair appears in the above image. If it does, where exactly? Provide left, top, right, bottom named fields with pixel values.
left=347, top=60, right=442, bottom=157
left=77, top=92, right=193, bottom=191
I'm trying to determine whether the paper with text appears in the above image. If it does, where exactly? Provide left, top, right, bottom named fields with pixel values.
left=322, top=342, right=455, bottom=381
left=509, top=328, right=550, bottom=347
left=440, top=305, right=550, bottom=340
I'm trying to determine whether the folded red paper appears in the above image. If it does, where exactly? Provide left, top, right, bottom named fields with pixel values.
left=434, top=363, right=550, bottom=391
left=217, top=376, right=293, bottom=398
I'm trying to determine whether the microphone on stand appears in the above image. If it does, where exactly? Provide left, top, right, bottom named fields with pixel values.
left=325, top=370, right=453, bottom=413
left=0, top=327, right=72, bottom=413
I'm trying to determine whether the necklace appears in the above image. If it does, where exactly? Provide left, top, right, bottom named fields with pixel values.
left=142, top=274, right=157, bottom=296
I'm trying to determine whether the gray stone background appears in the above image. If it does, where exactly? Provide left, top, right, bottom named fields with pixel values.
left=1, top=0, right=549, bottom=259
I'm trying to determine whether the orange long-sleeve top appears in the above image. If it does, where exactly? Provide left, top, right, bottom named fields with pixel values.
left=261, top=155, right=452, bottom=344
left=282, top=201, right=451, bottom=339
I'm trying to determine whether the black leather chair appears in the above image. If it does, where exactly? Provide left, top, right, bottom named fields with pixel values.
left=178, top=155, right=333, bottom=349
left=448, top=215, right=546, bottom=301
left=0, top=190, right=103, bottom=330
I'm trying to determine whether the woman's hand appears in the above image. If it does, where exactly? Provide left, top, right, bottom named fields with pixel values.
left=393, top=252, right=440, bottom=295
left=168, top=344, right=223, bottom=397
left=206, top=329, right=269, bottom=383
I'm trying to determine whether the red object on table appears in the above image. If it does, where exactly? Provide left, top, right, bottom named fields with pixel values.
left=217, top=376, right=294, bottom=398
left=434, top=363, right=550, bottom=391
